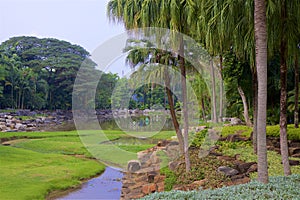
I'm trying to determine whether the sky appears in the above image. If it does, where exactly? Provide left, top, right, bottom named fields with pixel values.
left=0, top=0, right=130, bottom=75
left=1, top=0, right=124, bottom=52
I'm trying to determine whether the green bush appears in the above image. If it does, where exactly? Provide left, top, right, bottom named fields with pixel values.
left=141, top=174, right=300, bottom=200
left=218, top=141, right=300, bottom=177
left=160, top=167, right=177, bottom=191
left=219, top=125, right=252, bottom=137
left=267, top=125, right=300, bottom=140
left=191, top=129, right=208, bottom=147
left=214, top=125, right=299, bottom=140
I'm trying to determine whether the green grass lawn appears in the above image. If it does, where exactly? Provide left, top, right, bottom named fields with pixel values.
left=0, top=129, right=175, bottom=199
left=0, top=146, right=105, bottom=200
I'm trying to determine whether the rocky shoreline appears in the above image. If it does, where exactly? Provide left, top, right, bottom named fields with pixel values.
left=0, top=110, right=73, bottom=132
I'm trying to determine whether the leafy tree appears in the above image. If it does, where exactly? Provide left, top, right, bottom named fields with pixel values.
left=223, top=52, right=252, bottom=126
left=0, top=36, right=97, bottom=110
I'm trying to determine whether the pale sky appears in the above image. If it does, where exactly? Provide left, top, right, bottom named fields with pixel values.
left=0, top=0, right=125, bottom=53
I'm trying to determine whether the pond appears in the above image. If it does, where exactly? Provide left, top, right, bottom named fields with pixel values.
left=57, top=167, right=123, bottom=200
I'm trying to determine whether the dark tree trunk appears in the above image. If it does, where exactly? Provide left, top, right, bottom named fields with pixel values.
left=210, top=58, right=218, bottom=123
left=279, top=33, right=291, bottom=176
left=201, top=97, right=207, bottom=122
left=238, top=86, right=252, bottom=126
left=279, top=2, right=291, bottom=176
left=164, top=68, right=184, bottom=154
left=219, top=55, right=223, bottom=122
left=179, top=35, right=191, bottom=172
left=295, top=53, right=299, bottom=128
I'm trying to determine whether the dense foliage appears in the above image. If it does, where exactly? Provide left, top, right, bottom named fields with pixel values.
left=0, top=36, right=119, bottom=110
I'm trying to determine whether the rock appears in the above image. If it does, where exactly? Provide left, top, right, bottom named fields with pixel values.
left=168, top=141, right=179, bottom=146
left=157, top=140, right=168, bottom=147
left=217, top=156, right=235, bottom=162
left=149, top=152, right=160, bottom=164
left=289, top=160, right=300, bottom=166
left=289, top=142, right=300, bottom=148
left=0, top=125, right=7, bottom=131
left=142, top=183, right=156, bottom=194
left=230, top=117, right=243, bottom=125
left=229, top=176, right=250, bottom=185
left=246, top=163, right=258, bottom=174
left=26, top=124, right=36, bottom=128
left=220, top=134, right=249, bottom=142
left=127, top=160, right=141, bottom=173
left=218, top=166, right=239, bottom=177
left=15, top=123, right=25, bottom=130
left=237, top=162, right=257, bottom=173
left=157, top=182, right=164, bottom=192
left=289, top=147, right=300, bottom=156
left=191, top=179, right=206, bottom=187
left=169, top=160, right=182, bottom=171
left=291, top=153, right=300, bottom=158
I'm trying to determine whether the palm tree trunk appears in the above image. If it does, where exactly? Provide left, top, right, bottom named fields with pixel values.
left=201, top=97, right=207, bottom=122
left=294, top=53, right=299, bottom=128
left=179, top=35, right=191, bottom=172
left=164, top=68, right=184, bottom=154
left=238, top=86, right=252, bottom=126
left=254, top=0, right=269, bottom=184
left=210, top=58, right=218, bottom=123
left=219, top=55, right=224, bottom=122
left=252, top=67, right=258, bottom=154
left=279, top=34, right=291, bottom=176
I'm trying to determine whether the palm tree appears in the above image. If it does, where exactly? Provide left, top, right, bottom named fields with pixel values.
left=267, top=0, right=300, bottom=176
left=254, top=0, right=269, bottom=183
left=108, top=0, right=192, bottom=171
left=125, top=42, right=185, bottom=153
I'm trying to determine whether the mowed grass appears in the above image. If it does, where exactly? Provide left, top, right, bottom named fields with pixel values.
left=0, top=146, right=105, bottom=200
left=0, top=129, right=175, bottom=199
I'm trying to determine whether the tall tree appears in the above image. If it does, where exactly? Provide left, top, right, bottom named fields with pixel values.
left=254, top=0, right=269, bottom=183
left=108, top=0, right=193, bottom=171
left=0, top=36, right=97, bottom=110
left=125, top=40, right=186, bottom=154
left=294, top=52, right=299, bottom=128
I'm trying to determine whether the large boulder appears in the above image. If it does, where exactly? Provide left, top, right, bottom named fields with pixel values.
left=230, top=117, right=243, bottom=125
left=127, top=160, right=141, bottom=173
left=218, top=166, right=239, bottom=177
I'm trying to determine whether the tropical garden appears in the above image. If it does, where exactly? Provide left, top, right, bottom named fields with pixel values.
left=0, top=0, right=299, bottom=199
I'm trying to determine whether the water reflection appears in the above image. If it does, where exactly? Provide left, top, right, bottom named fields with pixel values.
left=99, top=115, right=174, bottom=131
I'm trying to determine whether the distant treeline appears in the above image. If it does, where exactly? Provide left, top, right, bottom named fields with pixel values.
left=0, top=36, right=169, bottom=111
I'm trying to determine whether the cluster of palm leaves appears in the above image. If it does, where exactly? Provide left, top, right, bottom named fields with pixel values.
left=107, top=0, right=300, bottom=181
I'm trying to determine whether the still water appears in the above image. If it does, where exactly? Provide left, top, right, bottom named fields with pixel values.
left=57, top=167, right=123, bottom=200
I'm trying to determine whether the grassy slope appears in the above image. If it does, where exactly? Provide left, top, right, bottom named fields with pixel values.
left=0, top=146, right=105, bottom=200
left=154, top=125, right=300, bottom=199
left=0, top=130, right=175, bottom=199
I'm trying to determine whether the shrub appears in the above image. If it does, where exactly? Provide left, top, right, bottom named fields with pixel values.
left=191, top=129, right=208, bottom=147
left=160, top=167, right=177, bottom=191
left=219, top=125, right=252, bottom=137
left=267, top=125, right=300, bottom=140
left=140, top=174, right=300, bottom=200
